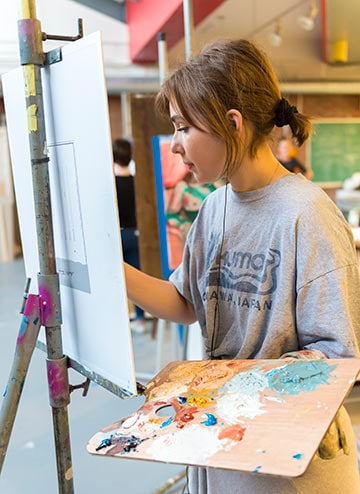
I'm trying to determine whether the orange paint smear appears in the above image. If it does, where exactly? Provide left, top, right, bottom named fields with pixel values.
left=218, top=424, right=246, bottom=442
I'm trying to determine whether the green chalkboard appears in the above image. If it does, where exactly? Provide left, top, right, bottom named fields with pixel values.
left=310, top=121, right=360, bottom=183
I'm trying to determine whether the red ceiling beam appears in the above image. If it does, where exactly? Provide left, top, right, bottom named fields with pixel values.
left=126, top=0, right=226, bottom=63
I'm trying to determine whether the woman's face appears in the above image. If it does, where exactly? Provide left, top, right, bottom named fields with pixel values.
left=169, top=104, right=227, bottom=184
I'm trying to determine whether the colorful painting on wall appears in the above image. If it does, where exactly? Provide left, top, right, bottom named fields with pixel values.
left=88, top=358, right=360, bottom=477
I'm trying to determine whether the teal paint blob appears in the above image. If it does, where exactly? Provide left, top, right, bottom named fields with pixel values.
left=293, top=453, right=304, bottom=460
left=266, top=360, right=337, bottom=395
left=201, top=413, right=217, bottom=426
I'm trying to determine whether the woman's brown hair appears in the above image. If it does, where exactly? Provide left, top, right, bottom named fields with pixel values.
left=155, top=38, right=312, bottom=177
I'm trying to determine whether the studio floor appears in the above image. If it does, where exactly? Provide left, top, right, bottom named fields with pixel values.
left=1, top=257, right=360, bottom=494
left=0, top=257, right=186, bottom=494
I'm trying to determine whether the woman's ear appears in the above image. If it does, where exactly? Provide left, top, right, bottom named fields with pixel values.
left=226, top=109, right=243, bottom=133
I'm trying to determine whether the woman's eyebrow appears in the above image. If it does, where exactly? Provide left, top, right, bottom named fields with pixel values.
left=170, top=115, right=184, bottom=124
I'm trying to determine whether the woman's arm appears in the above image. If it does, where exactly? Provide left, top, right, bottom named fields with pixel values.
left=124, top=263, right=197, bottom=325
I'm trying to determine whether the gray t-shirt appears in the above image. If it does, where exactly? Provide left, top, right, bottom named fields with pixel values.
left=170, top=174, right=360, bottom=361
left=170, top=174, right=360, bottom=494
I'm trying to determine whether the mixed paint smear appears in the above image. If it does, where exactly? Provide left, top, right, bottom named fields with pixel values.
left=267, top=360, right=337, bottom=395
left=92, top=359, right=340, bottom=472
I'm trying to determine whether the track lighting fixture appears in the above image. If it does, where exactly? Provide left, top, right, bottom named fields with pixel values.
left=298, top=0, right=318, bottom=31
left=270, top=19, right=282, bottom=47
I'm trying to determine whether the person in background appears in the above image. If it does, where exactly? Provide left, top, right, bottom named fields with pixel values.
left=275, top=136, right=314, bottom=179
left=123, top=38, right=360, bottom=493
left=113, top=138, right=147, bottom=334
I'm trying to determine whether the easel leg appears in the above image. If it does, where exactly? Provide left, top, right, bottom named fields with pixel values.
left=47, top=354, right=73, bottom=486
left=152, top=469, right=187, bottom=494
left=0, top=294, right=41, bottom=472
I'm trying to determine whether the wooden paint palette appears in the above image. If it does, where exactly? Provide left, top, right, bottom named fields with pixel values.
left=87, top=359, right=360, bottom=477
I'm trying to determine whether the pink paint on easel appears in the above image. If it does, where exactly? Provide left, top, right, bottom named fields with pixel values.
left=38, top=285, right=55, bottom=326
left=47, top=360, right=68, bottom=397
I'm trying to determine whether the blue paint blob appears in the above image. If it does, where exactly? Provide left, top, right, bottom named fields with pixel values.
left=266, top=360, right=337, bottom=395
left=293, top=453, right=303, bottom=460
left=96, top=437, right=112, bottom=451
left=252, top=465, right=262, bottom=472
left=160, top=416, right=174, bottom=428
left=201, top=413, right=217, bottom=426
left=177, top=396, right=187, bottom=405
left=18, top=317, right=27, bottom=338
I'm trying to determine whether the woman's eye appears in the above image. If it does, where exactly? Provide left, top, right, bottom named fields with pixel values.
left=177, top=126, right=188, bottom=133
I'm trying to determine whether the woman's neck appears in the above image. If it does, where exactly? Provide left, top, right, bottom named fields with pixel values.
left=114, top=162, right=131, bottom=176
left=229, top=144, right=289, bottom=192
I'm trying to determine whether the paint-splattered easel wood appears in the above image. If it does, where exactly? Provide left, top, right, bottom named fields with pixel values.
left=87, top=359, right=360, bottom=477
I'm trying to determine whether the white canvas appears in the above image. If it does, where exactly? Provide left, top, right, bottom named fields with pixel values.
left=2, top=32, right=137, bottom=395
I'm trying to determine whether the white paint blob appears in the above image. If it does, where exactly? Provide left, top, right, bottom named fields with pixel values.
left=147, top=425, right=229, bottom=463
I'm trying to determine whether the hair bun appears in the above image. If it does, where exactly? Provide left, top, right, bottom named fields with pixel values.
left=275, top=98, right=298, bottom=127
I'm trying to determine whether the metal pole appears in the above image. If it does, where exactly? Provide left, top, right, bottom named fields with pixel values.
left=17, top=1, right=74, bottom=492
left=0, top=294, right=41, bottom=471
left=157, top=32, right=168, bottom=85
left=183, top=0, right=194, bottom=61
left=121, top=91, right=132, bottom=139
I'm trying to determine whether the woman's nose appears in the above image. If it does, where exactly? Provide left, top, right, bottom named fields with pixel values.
left=170, top=134, right=182, bottom=155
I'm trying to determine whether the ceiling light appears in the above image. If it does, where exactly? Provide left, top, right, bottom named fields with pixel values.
left=270, top=20, right=282, bottom=47
left=298, top=0, right=318, bottom=31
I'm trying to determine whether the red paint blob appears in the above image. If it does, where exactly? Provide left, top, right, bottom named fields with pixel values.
left=174, top=406, right=198, bottom=423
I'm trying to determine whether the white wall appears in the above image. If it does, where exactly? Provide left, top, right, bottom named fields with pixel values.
left=0, top=0, right=159, bottom=93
